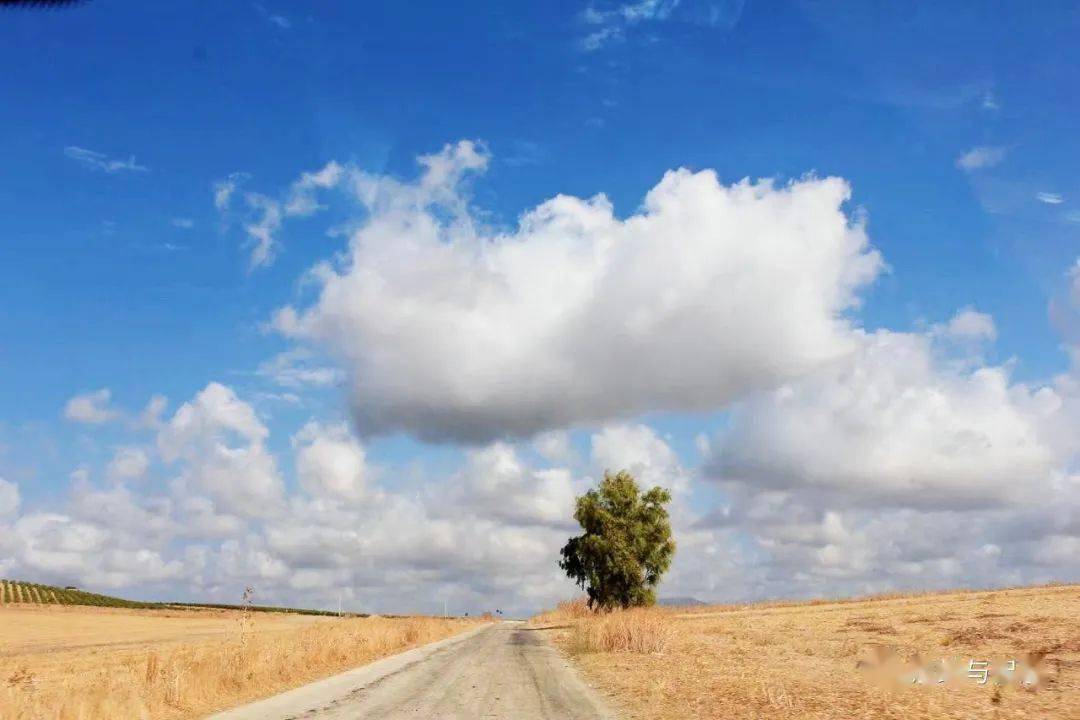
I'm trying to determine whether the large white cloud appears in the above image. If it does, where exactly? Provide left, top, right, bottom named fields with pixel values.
left=684, top=297, right=1080, bottom=598
left=275, top=141, right=883, bottom=442
left=700, top=493, right=1080, bottom=600
left=591, top=423, right=687, bottom=492
left=8, top=509, right=183, bottom=589
left=292, top=422, right=369, bottom=503
left=4, top=380, right=589, bottom=612
left=9, top=381, right=721, bottom=612
left=712, top=325, right=1069, bottom=509
left=441, top=443, right=582, bottom=528
left=158, top=383, right=285, bottom=518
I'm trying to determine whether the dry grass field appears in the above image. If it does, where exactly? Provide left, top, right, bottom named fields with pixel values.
left=533, top=584, right=1080, bottom=720
left=0, top=603, right=479, bottom=719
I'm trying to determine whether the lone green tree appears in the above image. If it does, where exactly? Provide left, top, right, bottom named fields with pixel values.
left=559, top=470, right=675, bottom=611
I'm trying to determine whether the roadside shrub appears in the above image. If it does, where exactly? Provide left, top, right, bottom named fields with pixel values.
left=571, top=608, right=675, bottom=654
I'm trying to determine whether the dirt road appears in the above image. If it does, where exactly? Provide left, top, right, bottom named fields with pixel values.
left=210, top=621, right=618, bottom=720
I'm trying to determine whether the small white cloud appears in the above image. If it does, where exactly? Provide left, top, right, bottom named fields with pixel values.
left=215, top=162, right=341, bottom=269
left=256, top=349, right=344, bottom=389
left=172, top=217, right=195, bottom=229
left=64, top=146, right=148, bottom=174
left=138, top=395, right=168, bottom=429
left=620, top=0, right=678, bottom=22
left=107, top=447, right=150, bottom=482
left=956, top=146, right=1006, bottom=171
left=581, top=25, right=623, bottom=51
left=1037, top=192, right=1064, bottom=205
left=583, top=6, right=607, bottom=24
left=942, top=308, right=997, bottom=342
left=0, top=478, right=19, bottom=518
left=981, top=91, right=1000, bottom=110
left=253, top=2, right=291, bottom=30
left=284, top=161, right=343, bottom=216
left=213, top=173, right=248, bottom=211
left=533, top=430, right=572, bottom=463
left=64, top=389, right=119, bottom=425
left=292, top=422, right=368, bottom=503
left=243, top=193, right=283, bottom=268
left=695, top=432, right=711, bottom=458
left=580, top=0, right=744, bottom=50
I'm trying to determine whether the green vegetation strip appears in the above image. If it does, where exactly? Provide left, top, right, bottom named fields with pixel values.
left=0, top=579, right=358, bottom=616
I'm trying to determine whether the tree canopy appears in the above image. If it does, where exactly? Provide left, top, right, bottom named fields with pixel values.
left=558, top=470, right=675, bottom=611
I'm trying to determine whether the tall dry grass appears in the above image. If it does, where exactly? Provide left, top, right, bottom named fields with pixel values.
left=0, top=613, right=477, bottom=720
left=570, top=608, right=675, bottom=654
left=530, top=596, right=675, bottom=655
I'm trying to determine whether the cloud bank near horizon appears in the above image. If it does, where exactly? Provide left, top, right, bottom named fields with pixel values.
left=4, top=141, right=1078, bottom=614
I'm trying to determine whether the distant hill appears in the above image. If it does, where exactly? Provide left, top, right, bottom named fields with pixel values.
left=659, top=596, right=707, bottom=607
left=0, top=579, right=354, bottom=617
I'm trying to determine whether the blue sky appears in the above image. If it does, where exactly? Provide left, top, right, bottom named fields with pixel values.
left=1, top=1, right=1078, bottom=614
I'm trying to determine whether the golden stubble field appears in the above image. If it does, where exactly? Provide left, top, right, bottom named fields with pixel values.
left=0, top=603, right=479, bottom=720
left=533, top=584, right=1080, bottom=720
